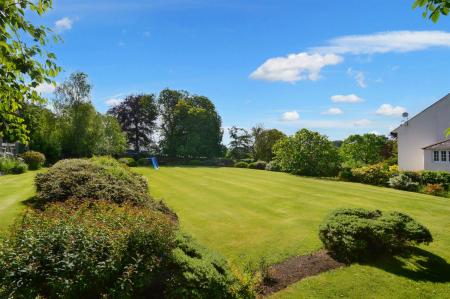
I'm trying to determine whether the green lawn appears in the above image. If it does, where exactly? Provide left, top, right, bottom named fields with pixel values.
left=0, top=171, right=38, bottom=232
left=1, top=166, right=450, bottom=298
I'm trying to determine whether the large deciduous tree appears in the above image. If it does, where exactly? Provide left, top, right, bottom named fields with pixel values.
left=339, top=134, right=390, bottom=168
left=158, top=89, right=223, bottom=158
left=0, top=0, right=60, bottom=143
left=108, top=94, right=158, bottom=152
left=227, top=126, right=253, bottom=160
left=273, top=129, right=340, bottom=177
left=252, top=125, right=286, bottom=162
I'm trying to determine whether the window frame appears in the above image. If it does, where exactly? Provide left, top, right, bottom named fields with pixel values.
left=433, top=150, right=440, bottom=162
left=441, top=150, right=447, bottom=162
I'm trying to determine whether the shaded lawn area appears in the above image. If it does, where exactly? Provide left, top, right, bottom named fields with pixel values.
left=0, top=171, right=38, bottom=232
left=136, top=166, right=450, bottom=298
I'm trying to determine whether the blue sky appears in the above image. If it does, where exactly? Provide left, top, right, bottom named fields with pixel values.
left=35, top=0, right=450, bottom=143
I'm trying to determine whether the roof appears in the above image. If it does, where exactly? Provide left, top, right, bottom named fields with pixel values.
left=423, top=139, right=450, bottom=150
left=391, top=93, right=450, bottom=134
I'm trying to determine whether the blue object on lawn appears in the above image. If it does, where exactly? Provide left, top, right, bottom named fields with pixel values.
left=150, top=157, right=159, bottom=170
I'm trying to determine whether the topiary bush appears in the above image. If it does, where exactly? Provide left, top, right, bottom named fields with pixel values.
left=35, top=157, right=156, bottom=207
left=21, top=150, right=46, bottom=170
left=319, top=208, right=433, bottom=263
left=388, top=174, right=420, bottom=191
left=235, top=161, right=249, bottom=168
left=0, top=200, right=176, bottom=299
left=118, top=157, right=137, bottom=167
left=265, top=160, right=281, bottom=172
left=351, top=163, right=390, bottom=186
left=248, top=161, right=267, bottom=170
left=0, top=157, right=28, bottom=175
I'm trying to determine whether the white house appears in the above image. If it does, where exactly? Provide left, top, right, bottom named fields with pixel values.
left=391, top=93, right=450, bottom=172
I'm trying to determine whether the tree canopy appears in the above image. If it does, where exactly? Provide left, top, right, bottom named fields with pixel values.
left=339, top=134, right=390, bottom=168
left=252, top=125, right=286, bottom=162
left=108, top=94, right=158, bottom=152
left=413, top=0, right=450, bottom=22
left=227, top=126, right=253, bottom=160
left=158, top=89, right=223, bottom=158
left=0, top=0, right=60, bottom=143
left=273, top=129, right=340, bottom=177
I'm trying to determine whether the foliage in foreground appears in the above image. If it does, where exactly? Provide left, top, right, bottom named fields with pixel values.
left=35, top=157, right=160, bottom=208
left=0, top=201, right=256, bottom=299
left=319, top=208, right=433, bottom=263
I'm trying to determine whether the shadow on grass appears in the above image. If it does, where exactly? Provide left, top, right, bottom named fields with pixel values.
left=21, top=196, right=46, bottom=210
left=366, top=247, right=450, bottom=283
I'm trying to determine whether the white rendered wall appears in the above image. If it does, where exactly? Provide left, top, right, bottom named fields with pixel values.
left=394, top=95, right=450, bottom=171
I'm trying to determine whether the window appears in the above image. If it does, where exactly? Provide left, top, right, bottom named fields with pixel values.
left=441, top=151, right=447, bottom=162
left=434, top=151, right=440, bottom=162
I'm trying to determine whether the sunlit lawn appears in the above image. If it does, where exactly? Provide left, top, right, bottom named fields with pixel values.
left=1, top=167, right=450, bottom=298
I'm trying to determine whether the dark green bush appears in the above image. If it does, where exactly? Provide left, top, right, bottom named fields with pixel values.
left=0, top=157, right=28, bottom=174
left=421, top=171, right=450, bottom=190
left=265, top=161, right=281, bottom=172
left=248, top=161, right=267, bottom=170
left=240, top=158, right=254, bottom=164
left=338, top=167, right=353, bottom=181
left=35, top=157, right=158, bottom=208
left=137, top=157, right=151, bottom=166
left=215, top=158, right=234, bottom=167
left=167, top=234, right=257, bottom=299
left=388, top=174, right=420, bottom=191
left=0, top=200, right=176, bottom=299
left=21, top=150, right=46, bottom=170
left=319, top=208, right=433, bottom=263
left=118, top=157, right=137, bottom=167
left=401, top=171, right=422, bottom=183
left=187, top=159, right=203, bottom=166
left=351, top=163, right=390, bottom=186
left=235, top=161, right=249, bottom=168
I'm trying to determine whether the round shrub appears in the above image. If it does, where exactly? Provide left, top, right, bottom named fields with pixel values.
left=248, top=161, right=267, bottom=170
left=0, top=200, right=176, bottom=298
left=265, top=160, right=281, bottom=172
left=319, top=208, right=433, bottom=263
left=118, top=157, right=137, bottom=167
left=235, top=161, right=249, bottom=168
left=388, top=174, right=420, bottom=191
left=21, top=150, right=46, bottom=170
left=35, top=157, right=152, bottom=206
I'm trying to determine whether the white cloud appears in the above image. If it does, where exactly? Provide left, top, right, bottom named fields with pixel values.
left=34, top=82, right=56, bottom=94
left=331, top=94, right=364, bottom=103
left=105, top=98, right=123, bottom=106
left=376, top=104, right=406, bottom=116
left=315, top=31, right=450, bottom=55
left=280, top=111, right=300, bottom=122
left=322, top=107, right=343, bottom=115
left=250, top=52, right=343, bottom=83
left=370, top=130, right=380, bottom=135
left=353, top=119, right=371, bottom=127
left=54, top=17, right=74, bottom=32
left=347, top=68, right=367, bottom=88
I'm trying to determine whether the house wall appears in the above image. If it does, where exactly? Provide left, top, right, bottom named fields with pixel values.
left=423, top=150, right=450, bottom=172
left=394, top=94, right=450, bottom=171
